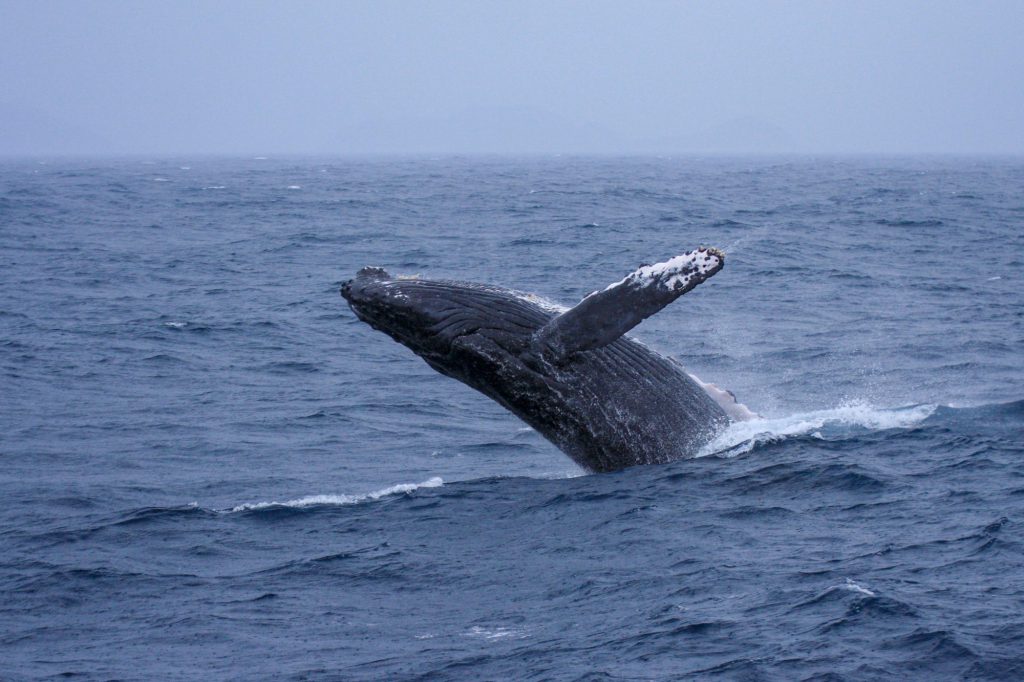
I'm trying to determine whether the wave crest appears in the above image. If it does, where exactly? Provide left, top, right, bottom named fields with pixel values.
left=230, top=477, right=443, bottom=512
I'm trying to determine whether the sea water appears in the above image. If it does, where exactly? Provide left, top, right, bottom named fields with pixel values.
left=2, top=156, right=1022, bottom=679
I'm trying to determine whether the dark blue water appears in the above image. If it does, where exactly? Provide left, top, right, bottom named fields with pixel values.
left=2, top=156, right=1023, bottom=680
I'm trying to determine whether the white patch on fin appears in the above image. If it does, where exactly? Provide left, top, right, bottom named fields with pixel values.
left=605, top=248, right=724, bottom=292
left=688, top=373, right=759, bottom=421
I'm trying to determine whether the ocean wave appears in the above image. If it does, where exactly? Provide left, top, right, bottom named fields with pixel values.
left=5, top=158, right=1024, bottom=680
left=230, top=477, right=443, bottom=512
left=698, top=403, right=938, bottom=458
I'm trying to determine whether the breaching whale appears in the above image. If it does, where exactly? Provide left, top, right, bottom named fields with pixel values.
left=341, top=248, right=733, bottom=472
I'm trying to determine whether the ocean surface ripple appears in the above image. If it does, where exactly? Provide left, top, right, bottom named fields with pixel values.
left=2, top=156, right=1023, bottom=680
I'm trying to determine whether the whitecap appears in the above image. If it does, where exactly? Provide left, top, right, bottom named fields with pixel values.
left=163, top=321, right=187, bottom=329
left=287, top=185, right=301, bottom=190
left=537, top=468, right=586, bottom=479
left=230, top=477, right=443, bottom=512
left=839, top=578, right=875, bottom=597
left=465, top=626, right=527, bottom=641
left=697, top=402, right=937, bottom=458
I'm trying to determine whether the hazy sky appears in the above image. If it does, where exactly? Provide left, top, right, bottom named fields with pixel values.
left=2, top=0, right=1023, bottom=155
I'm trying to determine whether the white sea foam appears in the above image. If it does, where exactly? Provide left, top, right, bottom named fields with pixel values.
left=465, top=626, right=528, bottom=641
left=287, top=185, right=301, bottom=190
left=697, top=402, right=937, bottom=458
left=230, top=477, right=443, bottom=512
left=838, top=578, right=875, bottom=597
left=202, top=185, right=226, bottom=190
left=163, top=321, right=187, bottom=328
left=536, top=467, right=587, bottom=480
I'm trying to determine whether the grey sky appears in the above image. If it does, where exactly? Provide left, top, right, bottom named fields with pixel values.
left=2, top=0, right=1022, bottom=155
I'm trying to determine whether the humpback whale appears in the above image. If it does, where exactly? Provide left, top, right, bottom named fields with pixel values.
left=341, top=248, right=732, bottom=472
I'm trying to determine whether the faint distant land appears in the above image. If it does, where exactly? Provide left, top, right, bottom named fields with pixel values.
left=338, top=108, right=796, bottom=155
left=0, top=101, right=115, bottom=156
left=2, top=100, right=795, bottom=156
left=337, top=105, right=628, bottom=155
left=642, top=117, right=797, bottom=155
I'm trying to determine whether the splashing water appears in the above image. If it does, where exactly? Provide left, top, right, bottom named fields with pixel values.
left=698, top=402, right=938, bottom=458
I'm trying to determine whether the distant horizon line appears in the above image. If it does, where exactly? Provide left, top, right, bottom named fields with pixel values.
left=3, top=150, right=1023, bottom=161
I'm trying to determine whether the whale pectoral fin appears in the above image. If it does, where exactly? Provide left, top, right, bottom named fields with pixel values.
left=530, top=247, right=725, bottom=363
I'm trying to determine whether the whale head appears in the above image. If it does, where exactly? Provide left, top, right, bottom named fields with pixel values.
left=341, top=267, right=541, bottom=368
